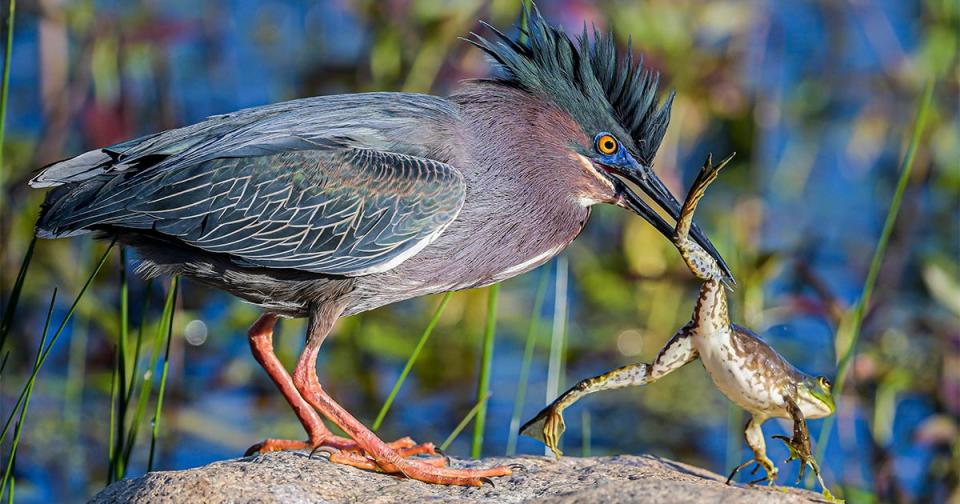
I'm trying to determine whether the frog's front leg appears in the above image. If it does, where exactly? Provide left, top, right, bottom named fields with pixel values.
left=726, top=416, right=779, bottom=485
left=520, top=323, right=698, bottom=459
left=772, top=395, right=836, bottom=501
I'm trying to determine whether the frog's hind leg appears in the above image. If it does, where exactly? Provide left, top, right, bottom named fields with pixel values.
left=520, top=322, right=699, bottom=458
left=674, top=153, right=735, bottom=282
left=726, top=415, right=778, bottom=485
left=772, top=396, right=836, bottom=500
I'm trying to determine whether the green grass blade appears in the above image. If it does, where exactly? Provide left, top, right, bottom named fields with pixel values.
left=122, top=278, right=172, bottom=470
left=0, top=241, right=114, bottom=446
left=440, top=392, right=491, bottom=452
left=471, top=283, right=499, bottom=459
left=0, top=235, right=36, bottom=355
left=111, top=278, right=155, bottom=481
left=114, top=247, right=130, bottom=470
left=545, top=256, right=568, bottom=456
left=0, top=287, right=55, bottom=500
left=0, top=0, right=15, bottom=214
left=111, top=248, right=129, bottom=481
left=506, top=265, right=550, bottom=455
left=812, top=81, right=934, bottom=474
left=147, top=276, right=178, bottom=472
left=372, top=291, right=454, bottom=432
left=124, top=279, right=153, bottom=409
left=106, top=344, right=119, bottom=484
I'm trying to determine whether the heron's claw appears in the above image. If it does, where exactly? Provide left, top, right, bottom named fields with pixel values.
left=435, top=447, right=452, bottom=466
left=309, top=446, right=337, bottom=460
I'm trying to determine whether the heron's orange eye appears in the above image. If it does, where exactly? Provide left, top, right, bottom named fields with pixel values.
left=596, top=134, right=618, bottom=155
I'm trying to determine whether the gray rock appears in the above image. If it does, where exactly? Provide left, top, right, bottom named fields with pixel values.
left=91, top=452, right=827, bottom=503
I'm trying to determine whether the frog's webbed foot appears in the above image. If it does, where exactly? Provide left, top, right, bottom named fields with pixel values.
left=726, top=416, right=779, bottom=487
left=771, top=434, right=814, bottom=482
left=750, top=457, right=780, bottom=486
left=772, top=434, right=837, bottom=501
left=774, top=395, right=839, bottom=501
left=519, top=405, right=566, bottom=459
left=726, top=454, right=779, bottom=486
left=769, top=439, right=836, bottom=502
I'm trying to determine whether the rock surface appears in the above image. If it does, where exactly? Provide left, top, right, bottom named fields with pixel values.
left=91, top=452, right=826, bottom=503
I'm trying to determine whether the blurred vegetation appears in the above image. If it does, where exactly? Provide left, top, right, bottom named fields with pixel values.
left=0, top=0, right=956, bottom=503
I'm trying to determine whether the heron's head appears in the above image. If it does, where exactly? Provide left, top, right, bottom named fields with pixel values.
left=469, top=4, right=731, bottom=279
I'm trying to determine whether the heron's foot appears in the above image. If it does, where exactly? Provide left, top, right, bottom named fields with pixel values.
left=321, top=435, right=517, bottom=485
left=244, top=435, right=428, bottom=457
left=319, top=441, right=515, bottom=486
left=519, top=404, right=566, bottom=459
left=321, top=445, right=449, bottom=471
left=772, top=435, right=839, bottom=502
left=245, top=438, right=316, bottom=456
left=295, top=380, right=515, bottom=486
left=726, top=456, right=779, bottom=486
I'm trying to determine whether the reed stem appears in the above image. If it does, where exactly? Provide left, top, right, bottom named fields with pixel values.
left=506, top=265, right=550, bottom=455
left=372, top=291, right=454, bottom=432
left=471, top=283, right=499, bottom=458
left=147, top=277, right=178, bottom=472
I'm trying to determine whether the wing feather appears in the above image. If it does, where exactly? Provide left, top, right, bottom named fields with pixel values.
left=38, top=147, right=465, bottom=276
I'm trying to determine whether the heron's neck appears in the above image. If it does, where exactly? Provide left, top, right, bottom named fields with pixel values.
left=450, top=83, right=605, bottom=202
left=394, top=83, right=594, bottom=287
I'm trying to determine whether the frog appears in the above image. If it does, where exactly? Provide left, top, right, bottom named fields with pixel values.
left=519, top=153, right=837, bottom=500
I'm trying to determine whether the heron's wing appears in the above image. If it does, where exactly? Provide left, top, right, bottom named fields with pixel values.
left=39, top=147, right=465, bottom=276
left=29, top=93, right=456, bottom=187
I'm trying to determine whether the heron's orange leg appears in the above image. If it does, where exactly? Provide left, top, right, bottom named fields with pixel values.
left=244, top=314, right=434, bottom=457
left=292, top=307, right=514, bottom=486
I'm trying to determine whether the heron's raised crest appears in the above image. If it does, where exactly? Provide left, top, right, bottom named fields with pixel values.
left=468, top=3, right=674, bottom=166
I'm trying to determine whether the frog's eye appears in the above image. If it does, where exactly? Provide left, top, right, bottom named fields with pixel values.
left=595, top=133, right=619, bottom=156
left=818, top=377, right=832, bottom=390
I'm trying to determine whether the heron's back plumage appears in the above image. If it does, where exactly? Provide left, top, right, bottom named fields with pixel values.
left=33, top=93, right=466, bottom=277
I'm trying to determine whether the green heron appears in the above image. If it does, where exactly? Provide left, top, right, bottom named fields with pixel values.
left=520, top=154, right=836, bottom=499
left=30, top=5, right=730, bottom=486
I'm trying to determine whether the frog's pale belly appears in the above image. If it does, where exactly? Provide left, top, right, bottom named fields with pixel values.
left=695, top=327, right=788, bottom=418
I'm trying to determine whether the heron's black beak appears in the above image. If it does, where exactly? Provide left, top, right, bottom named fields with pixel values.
left=607, top=158, right=734, bottom=283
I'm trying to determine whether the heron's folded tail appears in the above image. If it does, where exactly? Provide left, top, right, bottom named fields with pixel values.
left=29, top=150, right=115, bottom=189
left=30, top=132, right=173, bottom=237
left=32, top=171, right=141, bottom=239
